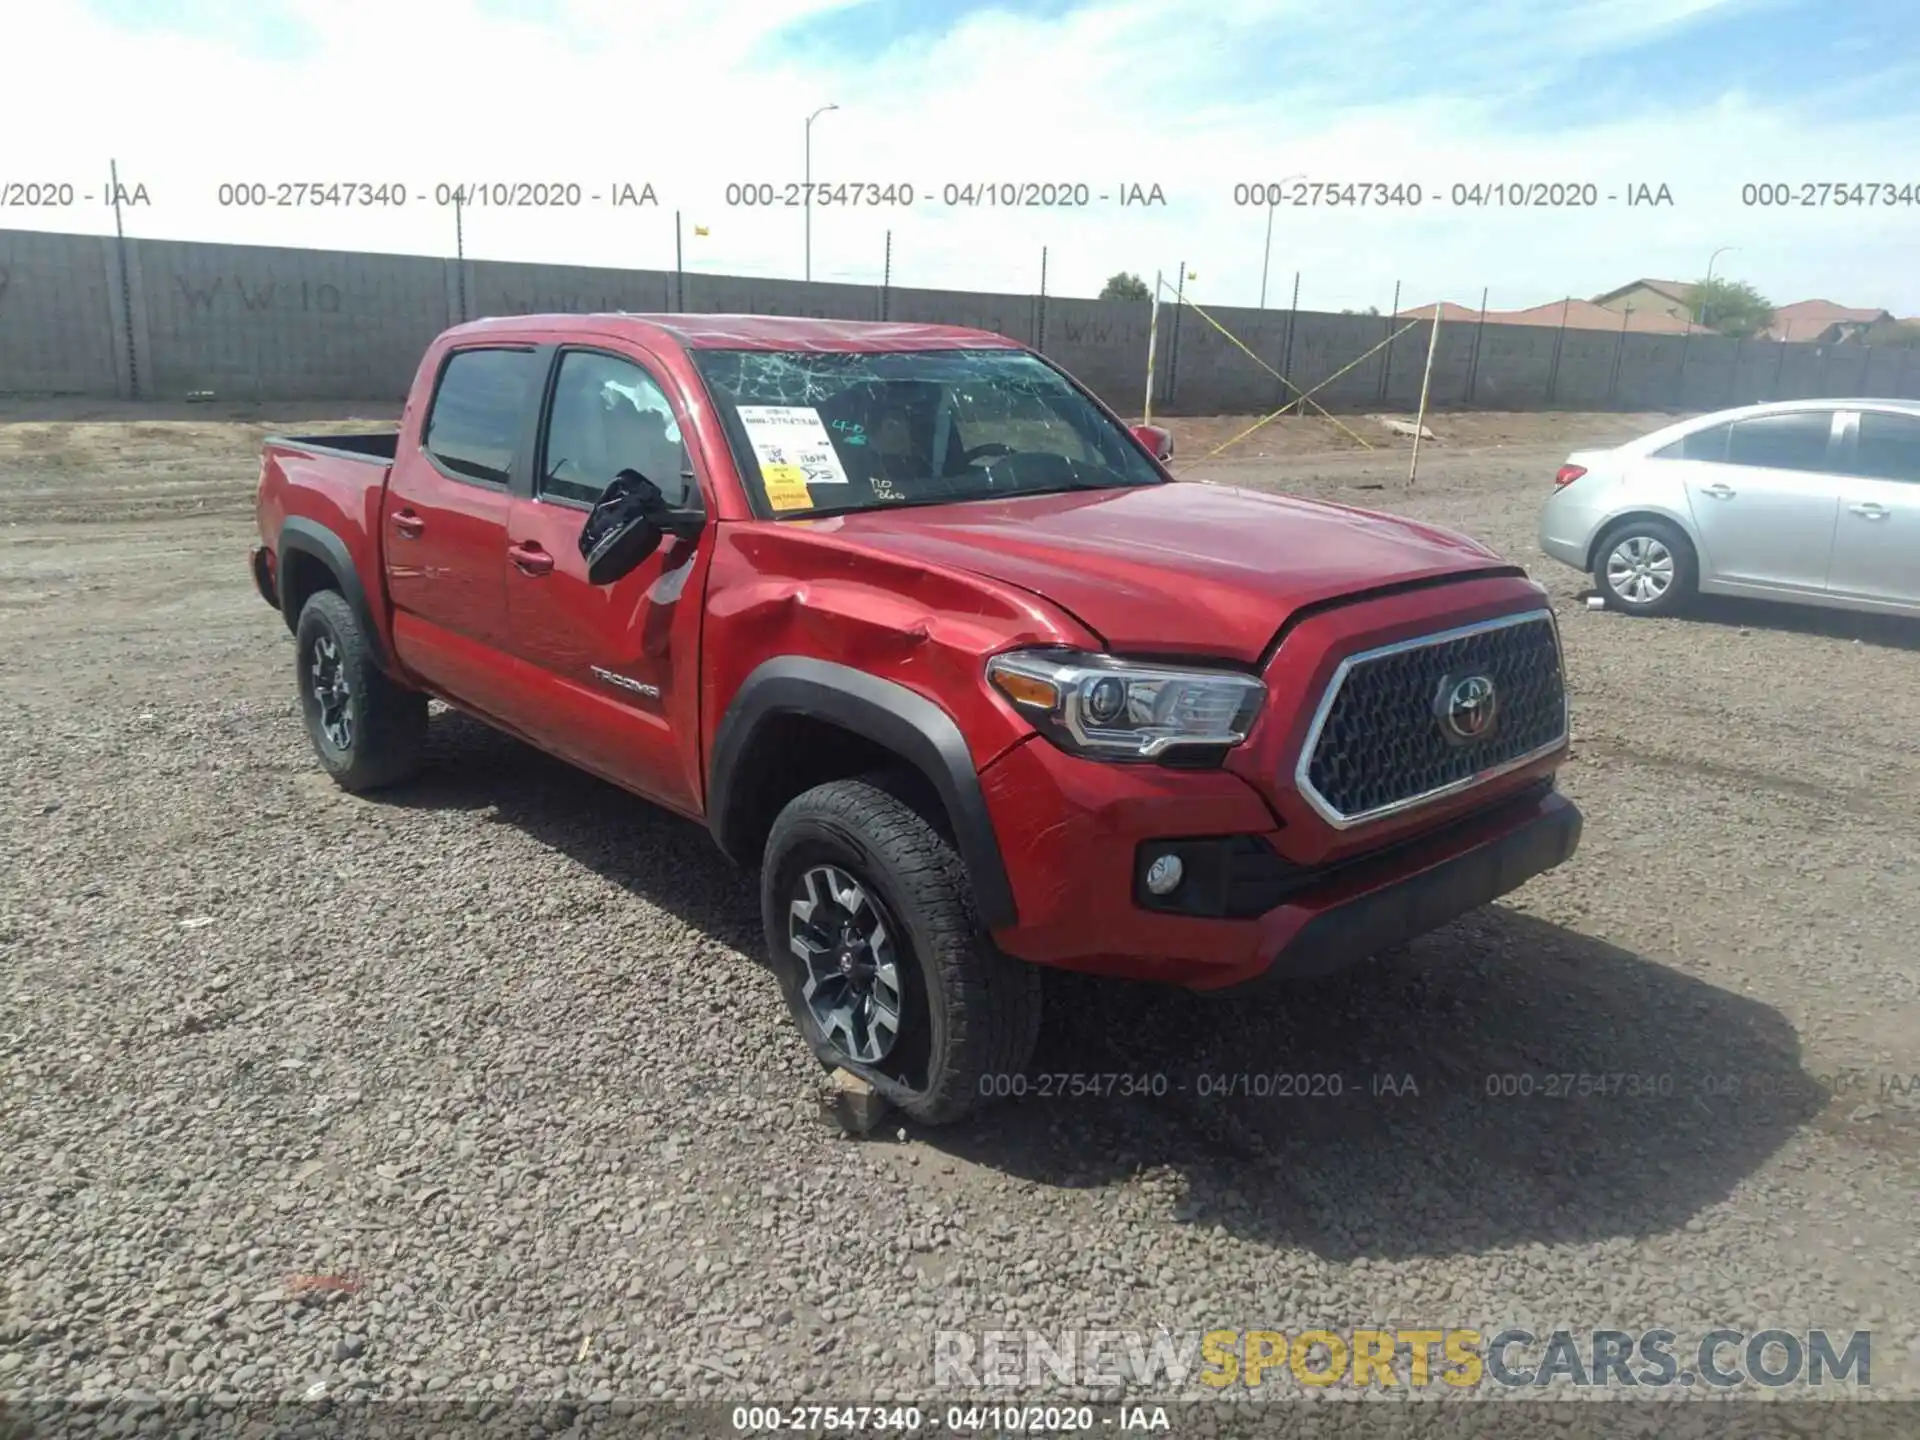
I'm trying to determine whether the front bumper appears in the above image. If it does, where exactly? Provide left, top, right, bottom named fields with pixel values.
left=978, top=735, right=1580, bottom=989
left=1213, top=784, right=1581, bottom=992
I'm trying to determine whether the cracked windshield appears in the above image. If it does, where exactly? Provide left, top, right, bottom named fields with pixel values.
left=690, top=347, right=1164, bottom=517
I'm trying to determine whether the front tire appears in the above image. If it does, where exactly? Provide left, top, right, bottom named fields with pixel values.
left=761, top=776, right=1041, bottom=1126
left=294, top=589, right=427, bottom=792
left=1593, top=518, right=1696, bottom=617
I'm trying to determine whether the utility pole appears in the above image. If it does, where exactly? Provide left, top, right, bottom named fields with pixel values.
left=1258, top=174, right=1304, bottom=309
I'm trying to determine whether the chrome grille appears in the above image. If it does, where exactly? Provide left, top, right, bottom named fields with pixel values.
left=1296, top=611, right=1567, bottom=827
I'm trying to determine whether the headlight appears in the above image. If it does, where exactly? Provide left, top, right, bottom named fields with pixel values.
left=986, top=649, right=1265, bottom=760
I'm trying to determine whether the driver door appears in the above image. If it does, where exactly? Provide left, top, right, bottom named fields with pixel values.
left=498, top=345, right=714, bottom=816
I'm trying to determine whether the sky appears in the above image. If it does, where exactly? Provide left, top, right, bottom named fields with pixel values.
left=3, top=0, right=1918, bottom=315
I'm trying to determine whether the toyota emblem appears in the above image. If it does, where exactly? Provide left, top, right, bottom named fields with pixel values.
left=1436, top=674, right=1499, bottom=744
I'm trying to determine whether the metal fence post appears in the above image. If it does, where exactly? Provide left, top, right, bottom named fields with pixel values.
left=1545, top=297, right=1570, bottom=406
left=1606, top=306, right=1629, bottom=408
left=1165, top=261, right=1186, bottom=409
left=1143, top=270, right=1163, bottom=423
left=1465, top=287, right=1488, bottom=405
left=1378, top=280, right=1400, bottom=404
left=453, top=192, right=468, bottom=323
left=1037, top=245, right=1048, bottom=354
left=109, top=158, right=139, bottom=399
left=1676, top=319, right=1693, bottom=408
left=1280, top=271, right=1300, bottom=410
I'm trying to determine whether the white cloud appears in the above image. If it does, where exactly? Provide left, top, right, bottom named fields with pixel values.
left=4, top=0, right=1916, bottom=316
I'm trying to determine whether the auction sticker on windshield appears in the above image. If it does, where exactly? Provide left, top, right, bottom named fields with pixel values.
left=736, top=406, right=852, bottom=492
left=760, top=463, right=814, bottom=512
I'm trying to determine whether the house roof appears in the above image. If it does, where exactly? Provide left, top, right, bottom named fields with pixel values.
left=1762, top=300, right=1895, bottom=341
left=1591, top=278, right=1692, bottom=307
left=1399, top=299, right=1697, bottom=333
left=1503, top=299, right=1698, bottom=333
left=1395, top=303, right=1482, bottom=323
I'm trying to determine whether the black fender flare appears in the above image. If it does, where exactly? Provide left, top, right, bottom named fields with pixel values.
left=708, top=658, right=1018, bottom=930
left=277, top=517, right=395, bottom=673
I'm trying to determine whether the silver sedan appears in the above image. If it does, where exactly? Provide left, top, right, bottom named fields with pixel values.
left=1538, top=398, right=1920, bottom=618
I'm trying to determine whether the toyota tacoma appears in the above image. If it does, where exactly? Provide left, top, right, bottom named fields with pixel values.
left=251, top=314, right=1581, bottom=1123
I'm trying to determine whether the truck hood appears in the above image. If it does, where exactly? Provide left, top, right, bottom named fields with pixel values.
left=809, top=482, right=1511, bottom=662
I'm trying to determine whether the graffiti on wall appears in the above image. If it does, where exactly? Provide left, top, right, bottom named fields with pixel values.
left=174, top=274, right=344, bottom=314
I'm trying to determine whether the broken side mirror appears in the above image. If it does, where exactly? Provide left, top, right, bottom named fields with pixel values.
left=580, top=470, right=667, bottom=585
left=584, top=513, right=663, bottom=586
left=1132, top=423, right=1173, bottom=462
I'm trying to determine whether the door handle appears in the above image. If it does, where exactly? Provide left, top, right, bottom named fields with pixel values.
left=1702, top=483, right=1736, bottom=500
left=391, top=510, right=425, bottom=538
left=1848, top=502, right=1890, bottom=520
left=508, top=541, right=554, bottom=576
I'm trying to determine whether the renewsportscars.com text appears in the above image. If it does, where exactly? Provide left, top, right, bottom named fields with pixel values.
left=932, top=1327, right=1871, bottom=1390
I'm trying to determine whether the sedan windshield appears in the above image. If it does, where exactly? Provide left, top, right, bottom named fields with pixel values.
left=689, top=347, right=1165, bottom=519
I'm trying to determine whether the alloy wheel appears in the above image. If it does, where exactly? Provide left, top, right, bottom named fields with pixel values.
left=308, top=635, right=354, bottom=751
left=788, top=864, right=904, bottom=1064
left=1606, top=535, right=1674, bottom=605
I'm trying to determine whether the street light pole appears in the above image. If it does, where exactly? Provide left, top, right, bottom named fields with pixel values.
left=1259, top=173, right=1306, bottom=309
left=1700, top=245, right=1739, bottom=330
left=804, top=103, right=838, bottom=282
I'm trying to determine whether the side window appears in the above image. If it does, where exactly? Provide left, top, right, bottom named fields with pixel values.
left=1652, top=423, right=1729, bottom=462
left=1724, top=411, right=1835, bottom=472
left=1848, top=411, right=1920, bottom=483
left=540, top=351, right=695, bottom=508
left=423, top=348, right=540, bottom=484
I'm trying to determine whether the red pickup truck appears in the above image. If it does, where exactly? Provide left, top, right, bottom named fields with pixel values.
left=252, top=314, right=1581, bottom=1123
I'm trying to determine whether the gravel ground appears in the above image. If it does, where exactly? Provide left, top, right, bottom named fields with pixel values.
left=3, top=406, right=1919, bottom=1422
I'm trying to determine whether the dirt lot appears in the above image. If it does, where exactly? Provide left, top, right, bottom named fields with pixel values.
left=3, top=404, right=1919, bottom=1416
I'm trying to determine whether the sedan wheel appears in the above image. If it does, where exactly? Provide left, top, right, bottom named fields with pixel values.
left=1605, top=535, right=1674, bottom=606
left=1593, top=518, right=1696, bottom=617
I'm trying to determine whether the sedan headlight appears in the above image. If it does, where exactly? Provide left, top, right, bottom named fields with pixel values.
left=986, top=649, right=1265, bottom=760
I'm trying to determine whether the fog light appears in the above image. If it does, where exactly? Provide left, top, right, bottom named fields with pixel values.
left=1144, top=853, right=1184, bottom=895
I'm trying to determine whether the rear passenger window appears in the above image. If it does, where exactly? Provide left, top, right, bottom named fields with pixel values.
left=424, top=348, right=540, bottom=484
left=1653, top=423, right=1730, bottom=461
left=1725, top=411, right=1834, bottom=472
left=1849, top=411, right=1920, bottom=483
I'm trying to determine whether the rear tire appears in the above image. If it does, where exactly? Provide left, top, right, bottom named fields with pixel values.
left=294, top=589, right=427, bottom=792
left=761, top=775, right=1041, bottom=1126
left=1592, top=518, right=1696, bottom=617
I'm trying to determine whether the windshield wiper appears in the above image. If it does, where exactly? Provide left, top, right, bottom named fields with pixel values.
left=776, top=485, right=1134, bottom=521
left=776, top=495, right=962, bottom=520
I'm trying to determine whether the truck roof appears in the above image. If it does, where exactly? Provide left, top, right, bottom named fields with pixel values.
left=444, top=313, right=1025, bottom=352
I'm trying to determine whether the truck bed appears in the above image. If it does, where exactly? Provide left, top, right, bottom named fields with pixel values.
left=269, top=432, right=398, bottom=463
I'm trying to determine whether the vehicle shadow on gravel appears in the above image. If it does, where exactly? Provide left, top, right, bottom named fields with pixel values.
left=1649, top=593, right=1920, bottom=651
left=380, top=713, right=1825, bottom=1261
left=934, top=911, right=1829, bottom=1261
left=374, top=710, right=766, bottom=954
